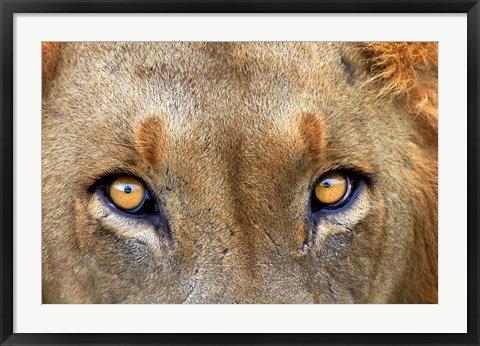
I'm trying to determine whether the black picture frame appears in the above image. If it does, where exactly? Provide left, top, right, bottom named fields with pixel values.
left=1, top=1, right=479, bottom=345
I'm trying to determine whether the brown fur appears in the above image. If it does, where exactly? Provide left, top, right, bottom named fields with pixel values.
left=362, top=42, right=438, bottom=131
left=42, top=42, right=437, bottom=303
left=42, top=42, right=63, bottom=95
left=300, top=113, right=326, bottom=160
left=135, top=116, right=166, bottom=166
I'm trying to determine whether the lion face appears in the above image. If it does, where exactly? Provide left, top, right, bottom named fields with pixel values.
left=42, top=42, right=437, bottom=303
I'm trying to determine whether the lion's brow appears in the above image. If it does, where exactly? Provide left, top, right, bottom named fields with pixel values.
left=299, top=112, right=326, bottom=161
left=134, top=116, right=166, bottom=166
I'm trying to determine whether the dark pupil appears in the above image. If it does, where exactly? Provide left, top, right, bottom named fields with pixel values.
left=124, top=186, right=132, bottom=194
left=322, top=180, right=331, bottom=188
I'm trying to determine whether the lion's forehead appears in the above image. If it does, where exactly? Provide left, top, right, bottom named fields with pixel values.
left=66, top=41, right=355, bottom=120
left=78, top=43, right=364, bottom=139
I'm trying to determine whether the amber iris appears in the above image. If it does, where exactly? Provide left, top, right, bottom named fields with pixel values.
left=314, top=172, right=348, bottom=206
left=108, top=176, right=146, bottom=211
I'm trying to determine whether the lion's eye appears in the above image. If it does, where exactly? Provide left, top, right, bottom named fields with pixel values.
left=108, top=176, right=147, bottom=212
left=94, top=174, right=164, bottom=227
left=311, top=171, right=354, bottom=211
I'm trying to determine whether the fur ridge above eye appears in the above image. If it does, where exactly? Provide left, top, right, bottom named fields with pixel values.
left=311, top=171, right=355, bottom=212
left=108, top=176, right=146, bottom=212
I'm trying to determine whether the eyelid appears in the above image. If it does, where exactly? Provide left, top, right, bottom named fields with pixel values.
left=311, top=166, right=373, bottom=192
left=87, top=193, right=161, bottom=239
left=86, top=168, right=150, bottom=193
left=311, top=181, right=371, bottom=240
left=313, top=160, right=375, bottom=179
left=89, top=172, right=151, bottom=193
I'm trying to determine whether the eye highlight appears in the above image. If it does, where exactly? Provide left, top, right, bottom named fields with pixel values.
left=108, top=176, right=146, bottom=212
left=311, top=171, right=355, bottom=212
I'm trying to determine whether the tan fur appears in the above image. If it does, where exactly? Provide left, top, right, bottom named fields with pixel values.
left=42, top=42, right=437, bottom=304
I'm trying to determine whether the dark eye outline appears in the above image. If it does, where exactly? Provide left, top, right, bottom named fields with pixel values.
left=93, top=174, right=160, bottom=220
left=310, top=171, right=360, bottom=213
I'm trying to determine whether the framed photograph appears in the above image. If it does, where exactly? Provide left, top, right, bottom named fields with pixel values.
left=1, top=0, right=479, bottom=345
